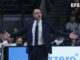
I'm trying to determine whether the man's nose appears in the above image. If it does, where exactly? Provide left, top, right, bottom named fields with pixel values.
left=38, top=15, right=40, bottom=17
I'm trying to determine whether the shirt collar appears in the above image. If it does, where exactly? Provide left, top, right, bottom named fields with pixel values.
left=34, top=19, right=42, bottom=23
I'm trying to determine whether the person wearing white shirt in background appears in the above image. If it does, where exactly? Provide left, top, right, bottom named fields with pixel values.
left=1, top=33, right=8, bottom=47
left=9, top=38, right=23, bottom=46
left=52, top=36, right=65, bottom=46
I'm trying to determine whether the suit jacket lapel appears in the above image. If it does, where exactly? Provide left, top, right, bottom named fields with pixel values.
left=30, top=20, right=34, bottom=31
left=42, top=20, right=46, bottom=40
left=28, top=20, right=34, bottom=44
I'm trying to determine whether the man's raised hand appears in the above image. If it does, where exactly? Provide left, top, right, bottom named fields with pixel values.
left=69, top=32, right=79, bottom=39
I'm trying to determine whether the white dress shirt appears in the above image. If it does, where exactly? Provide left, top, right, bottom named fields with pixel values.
left=32, top=20, right=44, bottom=46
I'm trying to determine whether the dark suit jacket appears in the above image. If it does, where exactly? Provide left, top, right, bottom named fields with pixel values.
left=10, top=19, right=69, bottom=53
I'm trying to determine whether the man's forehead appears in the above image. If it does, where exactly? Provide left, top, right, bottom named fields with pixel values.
left=33, top=9, right=41, bottom=13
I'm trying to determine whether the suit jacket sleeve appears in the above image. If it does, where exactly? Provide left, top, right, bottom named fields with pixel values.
left=46, top=20, right=69, bottom=38
left=10, top=28, right=27, bottom=38
left=10, top=23, right=27, bottom=37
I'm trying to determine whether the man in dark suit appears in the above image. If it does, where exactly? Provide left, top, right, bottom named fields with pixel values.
left=3, top=9, right=78, bottom=60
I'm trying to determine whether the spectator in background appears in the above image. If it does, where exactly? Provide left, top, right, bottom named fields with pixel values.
left=52, top=36, right=65, bottom=46
left=75, top=7, right=80, bottom=23
left=23, top=41, right=27, bottom=46
left=10, top=38, right=23, bottom=46
left=75, top=21, right=80, bottom=44
left=0, top=33, right=3, bottom=43
left=6, top=37, right=13, bottom=46
left=0, top=44, right=2, bottom=60
left=13, top=28, right=19, bottom=43
left=0, top=32, right=8, bottom=60
left=1, top=32, right=8, bottom=47
left=13, top=28, right=23, bottom=43
left=72, top=39, right=77, bottom=46
left=75, top=21, right=80, bottom=35
left=66, top=16, right=78, bottom=33
left=16, top=38, right=23, bottom=46
left=71, top=10, right=76, bottom=16
left=13, top=28, right=19, bottom=33
left=75, top=7, right=79, bottom=13
left=63, top=38, right=72, bottom=46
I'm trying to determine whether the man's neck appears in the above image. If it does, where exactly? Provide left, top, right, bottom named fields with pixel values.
left=35, top=19, right=42, bottom=21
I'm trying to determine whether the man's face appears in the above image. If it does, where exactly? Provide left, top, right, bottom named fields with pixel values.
left=33, top=9, right=42, bottom=21
left=13, top=28, right=18, bottom=32
left=16, top=38, right=22, bottom=45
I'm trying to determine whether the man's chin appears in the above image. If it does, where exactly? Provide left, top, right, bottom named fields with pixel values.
left=36, top=19, right=41, bottom=21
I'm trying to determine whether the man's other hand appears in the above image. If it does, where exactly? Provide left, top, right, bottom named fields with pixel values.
left=69, top=32, right=79, bottom=39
